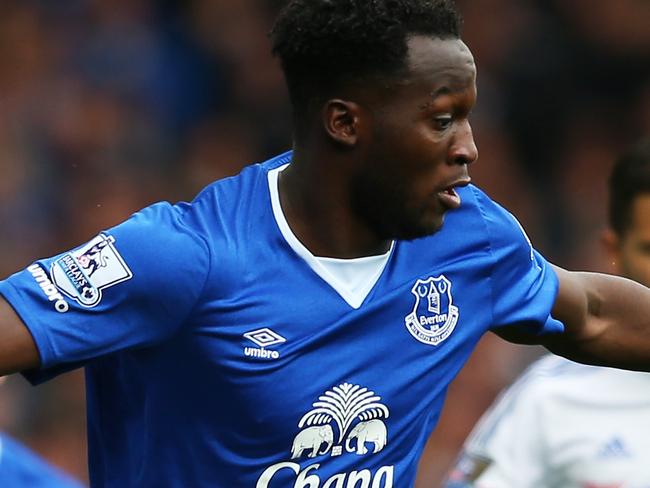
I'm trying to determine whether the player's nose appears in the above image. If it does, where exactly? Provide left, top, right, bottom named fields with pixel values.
left=449, top=120, right=478, bottom=166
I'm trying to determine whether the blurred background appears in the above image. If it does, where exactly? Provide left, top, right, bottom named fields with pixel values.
left=0, top=0, right=647, bottom=486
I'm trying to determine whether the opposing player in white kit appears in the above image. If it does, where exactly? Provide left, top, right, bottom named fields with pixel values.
left=2, top=2, right=650, bottom=486
left=445, top=139, right=650, bottom=488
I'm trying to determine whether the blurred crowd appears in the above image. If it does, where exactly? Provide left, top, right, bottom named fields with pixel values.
left=0, top=0, right=647, bottom=486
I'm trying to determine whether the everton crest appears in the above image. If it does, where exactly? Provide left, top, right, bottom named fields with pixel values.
left=404, top=275, right=459, bottom=346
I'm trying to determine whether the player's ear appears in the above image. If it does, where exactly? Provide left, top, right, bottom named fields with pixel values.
left=322, top=99, right=362, bottom=147
left=601, top=228, right=622, bottom=274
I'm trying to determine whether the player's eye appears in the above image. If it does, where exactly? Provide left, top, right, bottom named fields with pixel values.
left=433, top=115, right=453, bottom=131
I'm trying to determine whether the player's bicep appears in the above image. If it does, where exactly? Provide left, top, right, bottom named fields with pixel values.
left=549, top=265, right=590, bottom=333
left=540, top=267, right=637, bottom=364
left=0, top=295, right=40, bottom=375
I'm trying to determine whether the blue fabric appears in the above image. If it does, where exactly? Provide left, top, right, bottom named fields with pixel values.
left=0, top=151, right=560, bottom=487
left=0, top=434, right=84, bottom=487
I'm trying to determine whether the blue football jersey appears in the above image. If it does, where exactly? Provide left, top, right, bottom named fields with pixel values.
left=0, top=433, right=84, bottom=487
left=0, top=151, right=562, bottom=487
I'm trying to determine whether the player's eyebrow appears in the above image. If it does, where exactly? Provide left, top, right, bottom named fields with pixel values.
left=419, top=87, right=454, bottom=110
left=430, top=86, right=451, bottom=99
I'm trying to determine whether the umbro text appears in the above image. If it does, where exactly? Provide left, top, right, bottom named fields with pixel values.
left=244, top=347, right=280, bottom=360
left=28, top=264, right=69, bottom=313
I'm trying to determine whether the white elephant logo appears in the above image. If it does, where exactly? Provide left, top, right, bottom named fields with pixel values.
left=289, top=383, right=390, bottom=461
left=291, top=425, right=334, bottom=459
left=345, top=419, right=387, bottom=455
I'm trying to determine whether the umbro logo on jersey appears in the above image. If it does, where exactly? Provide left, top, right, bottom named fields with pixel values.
left=256, top=382, right=394, bottom=487
left=244, top=328, right=286, bottom=347
left=243, top=328, right=286, bottom=360
left=404, top=275, right=459, bottom=346
left=27, top=264, right=69, bottom=313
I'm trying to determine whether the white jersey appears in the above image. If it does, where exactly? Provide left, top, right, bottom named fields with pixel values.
left=448, top=354, right=650, bottom=488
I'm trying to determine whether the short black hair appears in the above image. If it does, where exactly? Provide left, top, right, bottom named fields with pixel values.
left=609, top=138, right=650, bottom=235
left=270, top=0, right=462, bottom=134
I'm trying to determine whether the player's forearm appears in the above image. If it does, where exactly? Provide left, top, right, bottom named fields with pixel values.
left=546, top=271, right=650, bottom=371
left=0, top=297, right=40, bottom=376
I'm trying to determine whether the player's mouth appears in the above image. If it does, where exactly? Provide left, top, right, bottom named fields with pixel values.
left=437, top=179, right=471, bottom=210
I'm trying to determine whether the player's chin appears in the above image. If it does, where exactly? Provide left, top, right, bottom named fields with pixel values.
left=392, top=212, right=445, bottom=241
left=418, top=215, right=445, bottom=237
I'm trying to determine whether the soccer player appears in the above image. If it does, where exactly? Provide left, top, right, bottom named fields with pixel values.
left=0, top=432, right=85, bottom=487
left=0, top=1, right=650, bottom=486
left=444, top=139, right=650, bottom=487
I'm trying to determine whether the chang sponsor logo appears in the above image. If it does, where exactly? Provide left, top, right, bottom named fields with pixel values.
left=28, top=264, right=69, bottom=313
left=257, top=462, right=393, bottom=488
left=256, top=382, right=394, bottom=487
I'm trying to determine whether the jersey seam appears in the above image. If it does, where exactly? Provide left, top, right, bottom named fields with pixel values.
left=470, top=186, right=498, bottom=332
left=176, top=205, right=213, bottom=325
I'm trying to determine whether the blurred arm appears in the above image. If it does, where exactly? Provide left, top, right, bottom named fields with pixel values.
left=0, top=296, right=40, bottom=375
left=497, top=265, right=650, bottom=371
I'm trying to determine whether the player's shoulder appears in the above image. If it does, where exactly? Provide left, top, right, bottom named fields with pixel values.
left=146, top=150, right=289, bottom=236
left=445, top=184, right=520, bottom=240
left=527, top=353, right=588, bottom=376
left=533, top=355, right=650, bottom=398
left=509, top=355, right=608, bottom=402
left=399, top=184, right=534, bottom=271
left=197, top=150, right=291, bottom=194
left=443, top=184, right=535, bottom=264
left=478, top=355, right=593, bottom=415
left=498, top=356, right=650, bottom=421
left=187, top=150, right=291, bottom=214
left=461, top=185, right=526, bottom=236
left=108, top=153, right=293, bottom=264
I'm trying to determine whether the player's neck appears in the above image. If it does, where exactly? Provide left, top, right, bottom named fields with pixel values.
left=279, top=149, right=391, bottom=259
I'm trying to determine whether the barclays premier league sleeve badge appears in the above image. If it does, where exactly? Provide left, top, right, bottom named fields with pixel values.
left=51, top=233, right=133, bottom=308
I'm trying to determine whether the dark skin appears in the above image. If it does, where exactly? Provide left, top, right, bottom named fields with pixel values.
left=282, top=36, right=650, bottom=371
left=280, top=36, right=476, bottom=257
left=2, top=36, right=650, bottom=375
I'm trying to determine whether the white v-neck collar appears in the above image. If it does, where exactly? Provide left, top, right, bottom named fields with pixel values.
left=268, top=164, right=393, bottom=309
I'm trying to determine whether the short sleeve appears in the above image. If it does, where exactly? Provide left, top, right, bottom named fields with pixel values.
left=474, top=189, right=563, bottom=335
left=0, top=201, right=210, bottom=382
